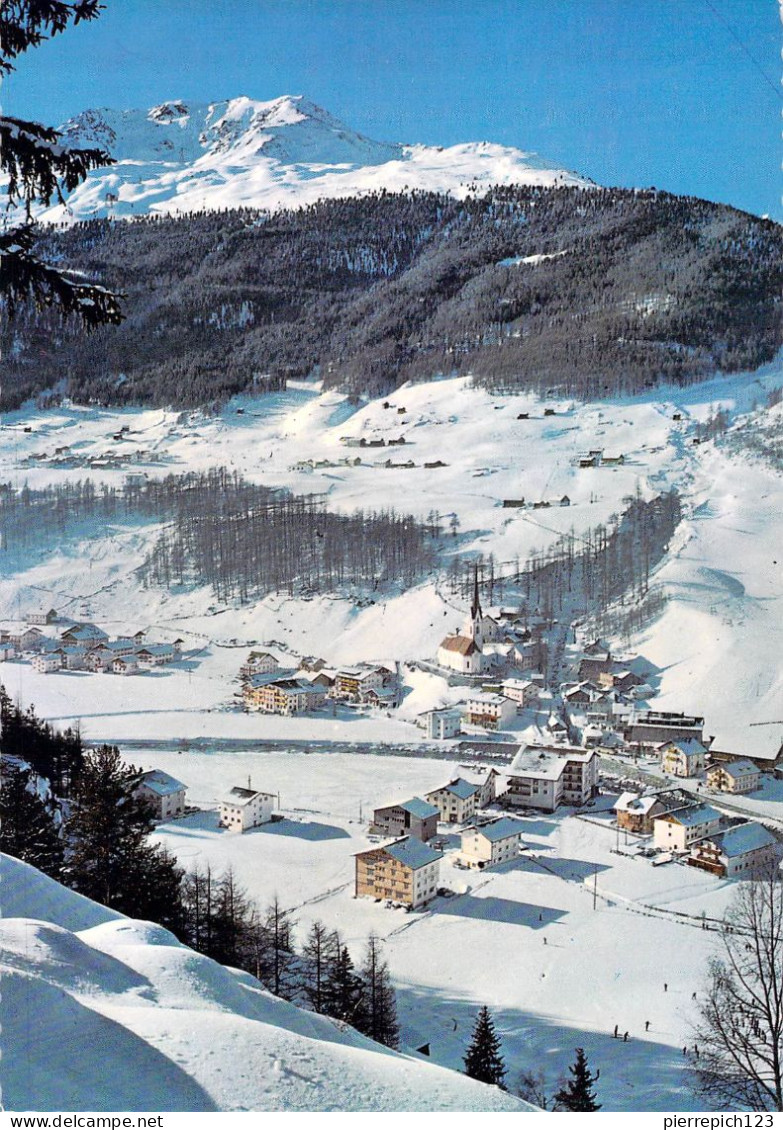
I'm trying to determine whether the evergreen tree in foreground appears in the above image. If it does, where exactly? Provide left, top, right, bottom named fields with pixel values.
left=0, top=762, right=63, bottom=879
left=463, top=1006, right=507, bottom=1089
left=553, top=1047, right=601, bottom=1111
left=355, top=933, right=400, bottom=1049
left=324, top=941, right=365, bottom=1026
left=65, top=744, right=184, bottom=930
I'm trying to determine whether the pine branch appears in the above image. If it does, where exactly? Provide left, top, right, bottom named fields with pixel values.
left=1, top=116, right=114, bottom=214
left=0, top=2, right=103, bottom=73
left=1, top=226, right=124, bottom=326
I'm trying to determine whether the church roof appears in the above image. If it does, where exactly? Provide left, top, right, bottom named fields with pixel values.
left=440, top=635, right=479, bottom=656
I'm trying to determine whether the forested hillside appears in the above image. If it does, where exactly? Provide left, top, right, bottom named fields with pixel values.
left=3, top=186, right=781, bottom=409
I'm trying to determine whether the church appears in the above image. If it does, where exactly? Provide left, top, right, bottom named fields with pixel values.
left=437, top=572, right=498, bottom=674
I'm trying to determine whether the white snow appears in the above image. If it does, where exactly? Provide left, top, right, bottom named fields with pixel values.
left=37, top=95, right=593, bottom=222
left=0, top=853, right=530, bottom=1112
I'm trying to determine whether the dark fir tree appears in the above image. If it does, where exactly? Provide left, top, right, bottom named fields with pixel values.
left=323, top=941, right=365, bottom=1026
left=0, top=1, right=123, bottom=326
left=257, top=896, right=296, bottom=999
left=0, top=684, right=83, bottom=797
left=463, top=1006, right=507, bottom=1089
left=301, top=920, right=339, bottom=1014
left=65, top=744, right=184, bottom=929
left=0, top=763, right=63, bottom=878
left=355, top=933, right=399, bottom=1049
left=553, top=1047, right=602, bottom=1112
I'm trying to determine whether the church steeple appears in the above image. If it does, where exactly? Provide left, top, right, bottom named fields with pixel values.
left=465, top=566, right=483, bottom=645
left=471, top=566, right=482, bottom=622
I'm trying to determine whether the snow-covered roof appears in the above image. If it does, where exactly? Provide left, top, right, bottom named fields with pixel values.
left=710, top=822, right=777, bottom=858
left=710, top=759, right=758, bottom=778
left=381, top=837, right=442, bottom=870
left=662, top=737, right=706, bottom=755
left=433, top=778, right=481, bottom=800
left=665, top=804, right=722, bottom=828
left=614, top=792, right=663, bottom=815
left=139, top=769, right=187, bottom=797
left=222, top=786, right=275, bottom=806
left=471, top=817, right=524, bottom=843
left=710, top=728, right=783, bottom=763
left=397, top=797, right=440, bottom=820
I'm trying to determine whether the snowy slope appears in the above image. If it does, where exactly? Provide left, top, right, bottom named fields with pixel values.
left=42, top=95, right=592, bottom=221
left=0, top=854, right=529, bottom=1112
left=0, top=358, right=781, bottom=745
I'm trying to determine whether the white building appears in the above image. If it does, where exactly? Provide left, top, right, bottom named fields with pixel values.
left=653, top=804, right=723, bottom=852
left=500, top=678, right=538, bottom=711
left=660, top=738, right=707, bottom=777
left=419, top=707, right=463, bottom=740
left=460, top=817, right=524, bottom=869
left=505, top=744, right=599, bottom=811
left=437, top=572, right=491, bottom=674
left=219, top=786, right=276, bottom=832
left=463, top=692, right=517, bottom=731
left=136, top=769, right=187, bottom=821
left=706, top=759, right=760, bottom=795
left=688, top=822, right=779, bottom=878
left=425, top=778, right=484, bottom=824
left=31, top=653, right=61, bottom=674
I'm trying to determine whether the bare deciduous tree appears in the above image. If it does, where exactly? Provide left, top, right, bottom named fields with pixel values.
left=691, top=865, right=783, bottom=1112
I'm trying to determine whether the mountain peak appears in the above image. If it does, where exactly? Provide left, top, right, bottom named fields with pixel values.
left=47, top=95, right=592, bottom=221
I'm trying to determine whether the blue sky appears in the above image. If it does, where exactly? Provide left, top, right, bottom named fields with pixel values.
left=4, top=0, right=780, bottom=220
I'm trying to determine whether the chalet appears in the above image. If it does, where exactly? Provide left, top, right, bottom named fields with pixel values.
left=460, top=817, right=524, bottom=869
left=653, top=804, right=723, bottom=852
left=361, top=685, right=399, bottom=709
left=354, top=837, right=441, bottom=909
left=614, top=791, right=683, bottom=835
left=245, top=678, right=325, bottom=715
left=299, top=656, right=327, bottom=673
left=706, top=759, right=761, bottom=795
left=578, top=455, right=598, bottom=468
left=560, top=495, right=571, bottom=507
left=219, top=786, right=275, bottom=832
left=333, top=666, right=386, bottom=702
left=371, top=797, right=440, bottom=842
left=425, top=778, right=484, bottom=824
left=502, top=499, right=526, bottom=508
left=500, top=678, right=538, bottom=710
left=136, top=769, right=187, bottom=821
left=578, top=649, right=614, bottom=680
left=10, top=626, right=44, bottom=651
left=627, top=710, right=705, bottom=748
left=598, top=669, right=645, bottom=692
left=419, top=706, right=462, bottom=740
left=85, top=648, right=114, bottom=672
left=112, top=656, right=139, bottom=675
left=59, top=645, right=89, bottom=670
left=31, top=653, right=61, bottom=674
left=102, top=638, right=138, bottom=658
left=660, top=737, right=707, bottom=778
left=463, top=692, right=517, bottom=731
left=240, top=651, right=279, bottom=679
left=27, top=608, right=59, bottom=626
left=602, top=454, right=625, bottom=466
left=135, top=644, right=177, bottom=667
left=708, top=729, right=783, bottom=773
left=688, top=822, right=779, bottom=878
left=506, top=744, right=599, bottom=812
left=61, top=623, right=109, bottom=646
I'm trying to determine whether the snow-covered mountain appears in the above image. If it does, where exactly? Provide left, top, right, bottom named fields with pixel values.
left=45, top=94, right=592, bottom=220
left=1, top=853, right=529, bottom=1112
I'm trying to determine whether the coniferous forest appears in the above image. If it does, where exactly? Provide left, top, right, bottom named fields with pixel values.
left=2, top=185, right=780, bottom=410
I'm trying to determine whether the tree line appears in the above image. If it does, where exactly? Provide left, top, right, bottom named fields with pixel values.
left=3, top=184, right=780, bottom=409
left=0, top=469, right=436, bottom=596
